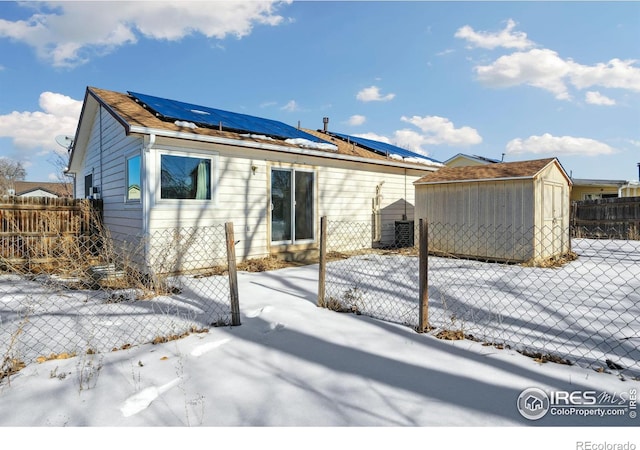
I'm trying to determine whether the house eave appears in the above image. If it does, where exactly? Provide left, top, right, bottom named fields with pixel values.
left=128, top=125, right=441, bottom=172
left=415, top=175, right=535, bottom=186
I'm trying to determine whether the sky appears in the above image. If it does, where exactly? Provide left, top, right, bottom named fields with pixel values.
left=0, top=1, right=639, bottom=183
left=1, top=261, right=639, bottom=441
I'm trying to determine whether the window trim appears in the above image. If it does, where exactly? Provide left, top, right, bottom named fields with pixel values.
left=154, top=146, right=218, bottom=206
left=125, top=152, right=142, bottom=203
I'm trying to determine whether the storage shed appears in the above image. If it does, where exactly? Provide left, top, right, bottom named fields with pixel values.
left=414, top=158, right=572, bottom=263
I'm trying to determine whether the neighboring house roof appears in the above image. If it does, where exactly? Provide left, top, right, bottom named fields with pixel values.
left=571, top=178, right=628, bottom=187
left=444, top=153, right=502, bottom=165
left=12, top=181, right=73, bottom=197
left=414, top=158, right=572, bottom=185
left=69, top=87, right=441, bottom=173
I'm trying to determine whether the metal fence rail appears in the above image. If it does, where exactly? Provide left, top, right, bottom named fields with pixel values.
left=319, top=217, right=640, bottom=379
left=1, top=224, right=238, bottom=374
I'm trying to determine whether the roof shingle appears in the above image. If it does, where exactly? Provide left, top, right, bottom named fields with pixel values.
left=414, top=158, right=560, bottom=184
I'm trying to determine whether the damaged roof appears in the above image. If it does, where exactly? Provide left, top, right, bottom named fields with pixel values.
left=73, top=87, right=441, bottom=170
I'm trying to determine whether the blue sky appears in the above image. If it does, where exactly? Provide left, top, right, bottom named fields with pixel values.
left=0, top=1, right=639, bottom=183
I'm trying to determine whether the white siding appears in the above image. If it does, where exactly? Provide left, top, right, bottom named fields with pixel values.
left=143, top=137, right=429, bottom=263
left=415, top=163, right=571, bottom=263
left=75, top=105, right=144, bottom=243
left=415, top=180, right=536, bottom=261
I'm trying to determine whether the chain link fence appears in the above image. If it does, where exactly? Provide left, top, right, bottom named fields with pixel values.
left=319, top=218, right=420, bottom=326
left=1, top=223, right=238, bottom=379
left=319, top=217, right=640, bottom=379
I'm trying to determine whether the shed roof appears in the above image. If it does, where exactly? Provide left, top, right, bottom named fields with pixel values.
left=414, top=157, right=571, bottom=185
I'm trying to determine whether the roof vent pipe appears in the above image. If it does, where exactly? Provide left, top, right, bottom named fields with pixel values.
left=323, top=117, right=329, bottom=132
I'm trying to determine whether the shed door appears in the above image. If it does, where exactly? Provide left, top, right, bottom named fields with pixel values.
left=543, top=182, right=565, bottom=256
left=271, top=168, right=315, bottom=245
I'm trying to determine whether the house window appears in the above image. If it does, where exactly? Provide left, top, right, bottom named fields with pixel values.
left=84, top=174, right=93, bottom=199
left=160, top=154, right=211, bottom=200
left=126, top=155, right=141, bottom=202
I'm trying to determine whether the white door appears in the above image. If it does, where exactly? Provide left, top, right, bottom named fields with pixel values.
left=543, top=182, right=565, bottom=256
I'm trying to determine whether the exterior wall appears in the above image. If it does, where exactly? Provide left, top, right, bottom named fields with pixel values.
left=620, top=184, right=640, bottom=197
left=415, top=179, right=535, bottom=261
left=74, top=105, right=144, bottom=245
left=144, top=136, right=430, bottom=266
left=445, top=156, right=490, bottom=168
left=415, top=162, right=571, bottom=263
left=571, top=185, right=620, bottom=201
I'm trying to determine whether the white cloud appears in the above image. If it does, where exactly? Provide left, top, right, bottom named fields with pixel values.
left=400, top=115, right=482, bottom=147
left=356, top=86, right=395, bottom=102
left=475, top=49, right=572, bottom=100
left=455, top=19, right=534, bottom=50
left=505, top=133, right=615, bottom=156
left=280, top=100, right=298, bottom=112
left=569, top=58, right=640, bottom=92
left=392, top=129, right=430, bottom=154
left=0, top=1, right=291, bottom=68
left=347, top=115, right=366, bottom=126
left=585, top=91, right=616, bottom=106
left=259, top=101, right=278, bottom=108
left=0, top=92, right=82, bottom=155
left=351, top=115, right=481, bottom=156
left=475, top=50, right=640, bottom=100
left=436, top=49, right=455, bottom=57
left=354, top=132, right=391, bottom=144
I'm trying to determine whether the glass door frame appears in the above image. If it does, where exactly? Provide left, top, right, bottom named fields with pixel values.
left=270, top=167, right=316, bottom=246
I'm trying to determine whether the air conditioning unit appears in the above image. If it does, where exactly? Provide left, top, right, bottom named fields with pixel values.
left=394, top=220, right=414, bottom=248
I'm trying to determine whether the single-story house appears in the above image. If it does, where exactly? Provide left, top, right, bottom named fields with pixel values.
left=9, top=181, right=73, bottom=198
left=570, top=179, right=629, bottom=201
left=443, top=153, right=502, bottom=168
left=414, top=158, right=572, bottom=264
left=67, top=87, right=442, bottom=270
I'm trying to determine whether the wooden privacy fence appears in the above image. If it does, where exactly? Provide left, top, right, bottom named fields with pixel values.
left=0, top=196, right=102, bottom=268
left=571, top=196, right=640, bottom=239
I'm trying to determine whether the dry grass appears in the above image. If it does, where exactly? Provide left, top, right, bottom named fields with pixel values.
left=35, top=352, right=77, bottom=363
left=522, top=251, right=578, bottom=268
left=236, top=255, right=300, bottom=272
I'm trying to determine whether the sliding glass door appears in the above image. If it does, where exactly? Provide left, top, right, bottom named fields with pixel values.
left=271, top=168, right=314, bottom=244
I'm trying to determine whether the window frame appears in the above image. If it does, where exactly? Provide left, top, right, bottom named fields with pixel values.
left=155, top=146, right=218, bottom=206
left=125, top=152, right=142, bottom=203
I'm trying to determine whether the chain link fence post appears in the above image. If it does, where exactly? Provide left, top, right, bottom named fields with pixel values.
left=225, top=222, right=241, bottom=326
left=318, top=216, right=327, bottom=307
left=418, top=218, right=429, bottom=333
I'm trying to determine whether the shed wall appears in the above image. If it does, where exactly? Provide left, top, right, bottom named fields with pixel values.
left=415, top=179, right=535, bottom=261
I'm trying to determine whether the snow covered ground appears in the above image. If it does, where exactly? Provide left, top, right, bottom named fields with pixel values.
left=324, top=238, right=640, bottom=377
left=1, top=263, right=639, bottom=447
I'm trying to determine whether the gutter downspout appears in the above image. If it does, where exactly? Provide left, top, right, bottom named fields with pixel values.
left=142, top=134, right=156, bottom=266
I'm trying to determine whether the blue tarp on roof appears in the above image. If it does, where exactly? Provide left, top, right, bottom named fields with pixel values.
left=325, top=131, right=441, bottom=164
left=128, top=91, right=326, bottom=143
